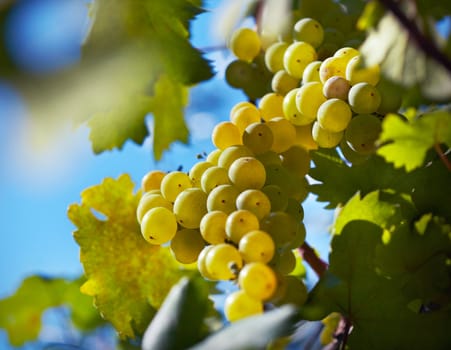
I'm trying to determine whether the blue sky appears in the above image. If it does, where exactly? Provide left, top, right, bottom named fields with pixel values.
left=0, top=0, right=333, bottom=347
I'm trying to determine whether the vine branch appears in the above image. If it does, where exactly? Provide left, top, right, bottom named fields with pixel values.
left=377, top=0, right=451, bottom=75
left=434, top=143, right=451, bottom=172
left=298, top=242, right=329, bottom=278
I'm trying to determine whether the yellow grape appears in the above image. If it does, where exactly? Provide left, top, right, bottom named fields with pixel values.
left=230, top=101, right=259, bottom=119
left=322, top=76, right=351, bottom=100
left=173, top=188, right=207, bottom=229
left=258, top=92, right=285, bottom=121
left=228, top=156, right=266, bottom=191
left=319, top=56, right=347, bottom=84
left=283, top=41, right=317, bottom=79
left=317, top=98, right=352, bottom=132
left=225, top=209, right=260, bottom=244
left=170, top=228, right=205, bottom=264
left=293, top=123, right=318, bottom=150
left=271, top=70, right=300, bottom=95
left=292, top=17, right=324, bottom=48
left=141, top=170, right=166, bottom=193
left=136, top=192, right=173, bottom=224
left=348, top=82, right=381, bottom=114
left=236, top=188, right=271, bottom=220
left=200, top=166, right=230, bottom=194
left=140, top=207, right=178, bottom=245
left=264, top=42, right=290, bottom=73
left=211, top=121, right=243, bottom=150
left=242, top=122, right=274, bottom=155
left=267, top=117, right=297, bottom=153
left=229, top=27, right=261, bottom=62
left=283, top=88, right=311, bottom=126
left=160, top=171, right=192, bottom=202
left=197, top=245, right=215, bottom=280
left=224, top=290, right=263, bottom=322
left=206, top=184, right=240, bottom=214
left=205, top=243, right=243, bottom=280
left=238, top=262, right=277, bottom=301
left=199, top=210, right=228, bottom=244
left=333, top=46, right=359, bottom=62
left=295, top=82, right=327, bottom=123
left=280, top=145, right=310, bottom=177
left=189, top=161, right=214, bottom=188
left=302, top=60, right=322, bottom=83
left=238, top=229, right=275, bottom=263
left=312, top=121, right=343, bottom=148
left=218, top=145, right=254, bottom=169
left=346, top=55, right=380, bottom=86
left=206, top=149, right=222, bottom=165
left=230, top=105, right=262, bottom=133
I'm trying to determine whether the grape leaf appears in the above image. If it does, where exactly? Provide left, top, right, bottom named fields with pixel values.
left=0, top=276, right=103, bottom=346
left=80, top=0, right=213, bottom=155
left=67, top=174, right=186, bottom=339
left=360, top=11, right=451, bottom=101
left=377, top=112, right=451, bottom=171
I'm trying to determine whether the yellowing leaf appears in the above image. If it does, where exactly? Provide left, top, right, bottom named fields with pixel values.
left=67, top=174, right=185, bottom=339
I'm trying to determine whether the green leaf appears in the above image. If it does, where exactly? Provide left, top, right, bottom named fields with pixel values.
left=0, top=276, right=103, bottom=346
left=67, top=174, right=186, bottom=339
left=150, top=74, right=190, bottom=160
left=377, top=112, right=451, bottom=171
left=142, top=277, right=211, bottom=350
left=360, top=12, right=451, bottom=101
left=189, top=305, right=299, bottom=350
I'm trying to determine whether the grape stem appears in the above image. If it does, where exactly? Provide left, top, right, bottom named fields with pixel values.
left=298, top=242, right=329, bottom=277
left=434, top=143, right=451, bottom=172
left=378, top=0, right=451, bottom=74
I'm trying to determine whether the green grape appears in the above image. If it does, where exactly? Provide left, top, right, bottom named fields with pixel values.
left=302, top=60, right=322, bottom=83
left=269, top=249, right=296, bottom=275
left=274, top=275, right=308, bottom=307
left=345, top=114, right=382, bottom=155
left=312, top=121, right=343, bottom=148
left=137, top=192, right=173, bottom=224
left=292, top=18, right=324, bottom=48
left=289, top=173, right=309, bottom=202
left=322, top=76, right=351, bottom=100
left=376, top=78, right=403, bottom=114
left=224, top=289, right=263, bottom=322
left=285, top=197, right=304, bottom=221
left=256, top=151, right=282, bottom=167
left=316, top=41, right=340, bottom=61
left=198, top=245, right=215, bottom=280
left=282, top=88, right=311, bottom=126
left=258, top=92, right=285, bottom=121
left=206, top=149, right=222, bottom=165
left=262, top=184, right=289, bottom=212
left=346, top=55, right=380, bottom=86
left=230, top=101, right=259, bottom=119
left=238, top=262, right=277, bottom=301
left=321, top=5, right=353, bottom=34
left=348, top=82, right=381, bottom=114
left=205, top=243, right=243, bottom=280
left=140, top=207, right=178, bottom=245
left=286, top=222, right=306, bottom=250
left=230, top=105, right=262, bottom=133
left=280, top=145, right=311, bottom=177
left=322, top=27, right=345, bottom=46
left=225, top=60, right=254, bottom=88
left=333, top=46, right=359, bottom=62
left=239, top=229, right=275, bottom=264
left=218, top=145, right=254, bottom=169
left=141, top=170, right=166, bottom=193
left=189, top=161, right=214, bottom=188
left=242, top=122, right=274, bottom=155
left=173, top=188, right=208, bottom=229
left=339, top=138, right=369, bottom=165
left=228, top=27, right=261, bottom=62
left=211, top=121, right=243, bottom=150
left=283, top=41, right=317, bottom=79
left=319, top=56, right=347, bottom=83
left=206, top=184, right=240, bottom=214
left=317, top=98, right=352, bottom=132
left=295, top=82, right=327, bottom=123
left=170, top=228, right=205, bottom=264
left=225, top=209, right=260, bottom=244
left=264, top=42, right=290, bottom=73
left=267, top=117, right=297, bottom=153
left=271, top=70, right=300, bottom=95
left=261, top=211, right=299, bottom=248
left=201, top=166, right=230, bottom=194
left=293, top=124, right=318, bottom=151
left=236, top=189, right=271, bottom=220
left=160, top=171, right=192, bottom=202
left=199, top=210, right=228, bottom=244
left=228, top=156, right=266, bottom=191
left=264, top=164, right=295, bottom=195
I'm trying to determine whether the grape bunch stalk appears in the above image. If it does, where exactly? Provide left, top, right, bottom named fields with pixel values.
left=137, top=0, right=406, bottom=342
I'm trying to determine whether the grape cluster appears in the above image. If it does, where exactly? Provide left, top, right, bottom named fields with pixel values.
left=137, top=99, right=311, bottom=322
